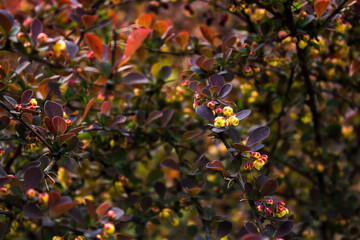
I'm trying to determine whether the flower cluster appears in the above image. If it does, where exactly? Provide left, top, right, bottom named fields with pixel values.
left=244, top=152, right=268, bottom=171
left=256, top=199, right=289, bottom=218
left=213, top=106, right=239, bottom=128
left=14, top=98, right=39, bottom=113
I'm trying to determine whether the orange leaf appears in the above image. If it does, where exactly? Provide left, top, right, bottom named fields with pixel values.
left=84, top=33, right=103, bottom=61
left=138, top=13, right=152, bottom=28
left=153, top=21, right=169, bottom=38
left=38, top=84, right=49, bottom=99
left=81, top=98, right=95, bottom=123
left=100, top=101, right=113, bottom=115
left=81, top=15, right=97, bottom=29
left=206, top=160, right=225, bottom=172
left=119, top=28, right=151, bottom=67
left=175, top=30, right=189, bottom=51
left=314, top=0, right=330, bottom=19
left=96, top=202, right=111, bottom=219
left=200, top=25, right=215, bottom=44
left=52, top=116, right=67, bottom=135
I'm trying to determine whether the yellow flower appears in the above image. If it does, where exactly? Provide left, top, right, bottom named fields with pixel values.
left=223, top=106, right=233, bottom=117
left=214, top=116, right=226, bottom=128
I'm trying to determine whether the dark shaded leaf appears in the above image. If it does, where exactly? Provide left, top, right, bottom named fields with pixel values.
left=233, top=143, right=251, bottom=152
left=85, top=199, right=96, bottom=219
left=244, top=222, right=258, bottom=233
left=59, top=133, right=75, bottom=144
left=23, top=203, right=43, bottom=220
left=181, top=129, right=203, bottom=142
left=123, top=72, right=149, bottom=84
left=218, top=84, right=232, bottom=99
left=112, top=115, right=126, bottom=125
left=236, top=110, right=251, bottom=121
left=0, top=165, right=6, bottom=177
left=244, top=182, right=253, bottom=198
left=84, top=229, right=103, bottom=238
left=0, top=116, right=10, bottom=130
left=260, top=178, right=278, bottom=196
left=112, top=207, right=125, bottom=220
left=44, top=101, right=63, bottom=120
left=189, top=81, right=200, bottom=92
left=154, top=182, right=166, bottom=199
left=227, top=127, right=240, bottom=143
left=52, top=116, right=67, bottom=135
left=21, top=89, right=33, bottom=104
left=161, top=108, right=174, bottom=127
left=246, top=126, right=270, bottom=146
left=274, top=221, right=294, bottom=238
left=84, top=33, right=103, bottom=61
left=15, top=61, right=30, bottom=75
left=212, top=127, right=227, bottom=133
left=251, top=144, right=264, bottom=151
left=53, top=201, right=78, bottom=218
left=49, top=191, right=61, bottom=209
left=0, top=10, right=13, bottom=35
left=206, top=160, right=225, bottom=172
left=195, top=105, right=214, bottom=122
left=44, top=117, right=57, bottom=135
left=68, top=206, right=83, bottom=224
left=240, top=233, right=268, bottom=240
left=24, top=167, right=43, bottom=190
left=215, top=220, right=232, bottom=240
left=140, top=196, right=152, bottom=211
left=3, top=96, right=16, bottom=106
left=160, top=159, right=180, bottom=171
left=159, top=66, right=172, bottom=80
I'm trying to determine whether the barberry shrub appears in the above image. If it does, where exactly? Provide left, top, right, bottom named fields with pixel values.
left=0, top=0, right=359, bottom=240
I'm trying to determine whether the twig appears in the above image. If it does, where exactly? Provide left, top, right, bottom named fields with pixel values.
left=192, top=198, right=212, bottom=240
left=324, top=0, right=348, bottom=22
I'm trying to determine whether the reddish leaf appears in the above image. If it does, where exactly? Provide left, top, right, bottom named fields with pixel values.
left=201, top=58, right=216, bottom=71
left=100, top=101, right=112, bottom=115
left=138, top=13, right=152, bottom=28
left=85, top=199, right=96, bottom=219
left=175, top=30, right=189, bottom=50
left=122, top=28, right=151, bottom=65
left=96, top=202, right=111, bottom=219
left=206, top=160, right=225, bottom=172
left=209, top=75, right=225, bottom=89
left=240, top=233, right=265, bottom=240
left=30, top=18, right=42, bottom=45
left=44, top=117, right=57, bottom=135
left=0, top=10, right=13, bottom=35
left=67, top=126, right=86, bottom=135
left=81, top=15, right=97, bottom=29
left=59, top=133, right=75, bottom=144
left=123, top=72, right=149, bottom=84
left=161, top=108, right=175, bottom=127
left=200, top=25, right=215, bottom=44
left=153, top=21, right=169, bottom=38
left=23, top=203, right=43, bottom=220
left=84, top=33, right=103, bottom=61
left=81, top=98, right=95, bottom=123
left=260, top=178, right=278, bottom=196
left=112, top=115, right=126, bottom=125
left=314, top=0, right=330, bottom=19
left=233, top=143, right=251, bottom=152
left=49, top=191, right=61, bottom=209
left=52, top=116, right=67, bottom=135
left=53, top=201, right=78, bottom=218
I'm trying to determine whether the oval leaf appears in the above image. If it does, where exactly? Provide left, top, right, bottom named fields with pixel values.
left=44, top=101, right=63, bottom=120
left=123, top=28, right=151, bottom=60
left=260, top=178, right=278, bottom=196
left=100, top=101, right=112, bottom=115
left=206, top=160, right=225, bottom=172
left=200, top=25, right=214, bottom=44
left=195, top=105, right=215, bottom=122
left=96, top=202, right=111, bottom=219
left=314, top=0, right=330, bottom=19
left=84, top=33, right=103, bottom=61
left=81, top=98, right=95, bottom=123
left=23, top=203, right=43, bottom=220
left=123, top=72, right=149, bottom=84
left=0, top=116, right=10, bottom=130
left=274, top=221, right=294, bottom=238
left=52, top=116, right=67, bottom=135
left=53, top=201, right=78, bottom=218
left=246, top=126, right=270, bottom=146
left=145, top=111, right=163, bottom=124
left=236, top=110, right=251, bottom=120
left=218, top=84, right=232, bottom=99
left=215, top=220, right=232, bottom=240
left=138, top=13, right=152, bottom=28
left=160, top=159, right=180, bottom=171
left=24, top=167, right=43, bottom=190
left=175, top=30, right=189, bottom=50
left=21, top=89, right=33, bottom=104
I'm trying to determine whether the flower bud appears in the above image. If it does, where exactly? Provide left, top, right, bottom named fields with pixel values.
left=244, top=162, right=252, bottom=170
left=52, top=237, right=63, bottom=240
left=29, top=98, right=37, bottom=107
left=215, top=108, right=223, bottom=115
left=252, top=152, right=261, bottom=159
left=229, top=116, right=239, bottom=126
left=0, top=149, right=4, bottom=157
left=106, top=210, right=115, bottom=220
left=207, top=101, right=215, bottom=110
left=53, top=40, right=66, bottom=53
left=266, top=199, right=274, bottom=205
left=104, top=222, right=115, bottom=234
left=159, top=208, right=172, bottom=219
left=254, top=159, right=265, bottom=170
left=170, top=218, right=179, bottom=226
left=298, top=40, right=308, bottom=49
left=214, top=116, right=226, bottom=128
left=265, top=207, right=272, bottom=214
left=303, top=34, right=310, bottom=42
left=26, top=189, right=38, bottom=199
left=223, top=106, right=233, bottom=117
left=182, top=80, right=190, bottom=88
left=256, top=205, right=263, bottom=212
left=39, top=193, right=49, bottom=206
left=244, top=66, right=253, bottom=76
left=65, top=119, right=72, bottom=127
left=193, top=101, right=199, bottom=109
left=278, top=201, right=285, bottom=207
left=37, top=33, right=48, bottom=43
left=14, top=104, right=23, bottom=112
left=195, top=93, right=201, bottom=100
left=74, top=236, right=85, bottom=240
left=96, top=92, right=105, bottom=102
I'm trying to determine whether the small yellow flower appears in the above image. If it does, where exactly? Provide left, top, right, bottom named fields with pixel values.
left=53, top=40, right=66, bottom=53
left=214, top=116, right=226, bottom=128
left=223, top=106, right=233, bottom=117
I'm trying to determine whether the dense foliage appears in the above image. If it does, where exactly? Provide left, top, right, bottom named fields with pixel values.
left=0, top=0, right=359, bottom=240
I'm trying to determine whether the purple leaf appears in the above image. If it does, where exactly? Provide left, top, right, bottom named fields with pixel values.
left=274, top=221, right=294, bottom=238
left=195, top=105, right=214, bottom=122
left=24, top=167, right=43, bottom=190
left=65, top=40, right=79, bottom=58
left=145, top=111, right=163, bottom=124
left=246, top=126, right=270, bottom=146
left=189, top=81, right=200, bottom=92
left=209, top=74, right=225, bottom=89
left=161, top=108, right=174, bottom=127
left=244, top=222, right=258, bottom=233
left=0, top=116, right=10, bottom=130
left=21, top=89, right=33, bottom=104
left=30, top=18, right=42, bottom=46
left=154, top=181, right=166, bottom=199
left=23, top=203, right=43, bottom=220
left=123, top=72, right=149, bottom=84
left=236, top=109, right=251, bottom=120
left=218, top=84, right=232, bottom=99
left=160, top=159, right=180, bottom=171
left=260, top=178, right=278, bottom=196
left=44, top=101, right=63, bottom=120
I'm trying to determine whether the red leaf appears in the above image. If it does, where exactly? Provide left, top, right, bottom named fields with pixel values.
left=44, top=117, right=57, bottom=135
left=48, top=191, right=61, bottom=209
left=100, top=101, right=113, bottom=115
left=81, top=15, right=97, bottom=29
left=84, top=33, right=103, bottom=61
left=81, top=98, right=95, bottom=123
left=53, top=201, right=78, bottom=218
left=314, top=0, right=330, bottom=19
left=152, top=21, right=169, bottom=38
